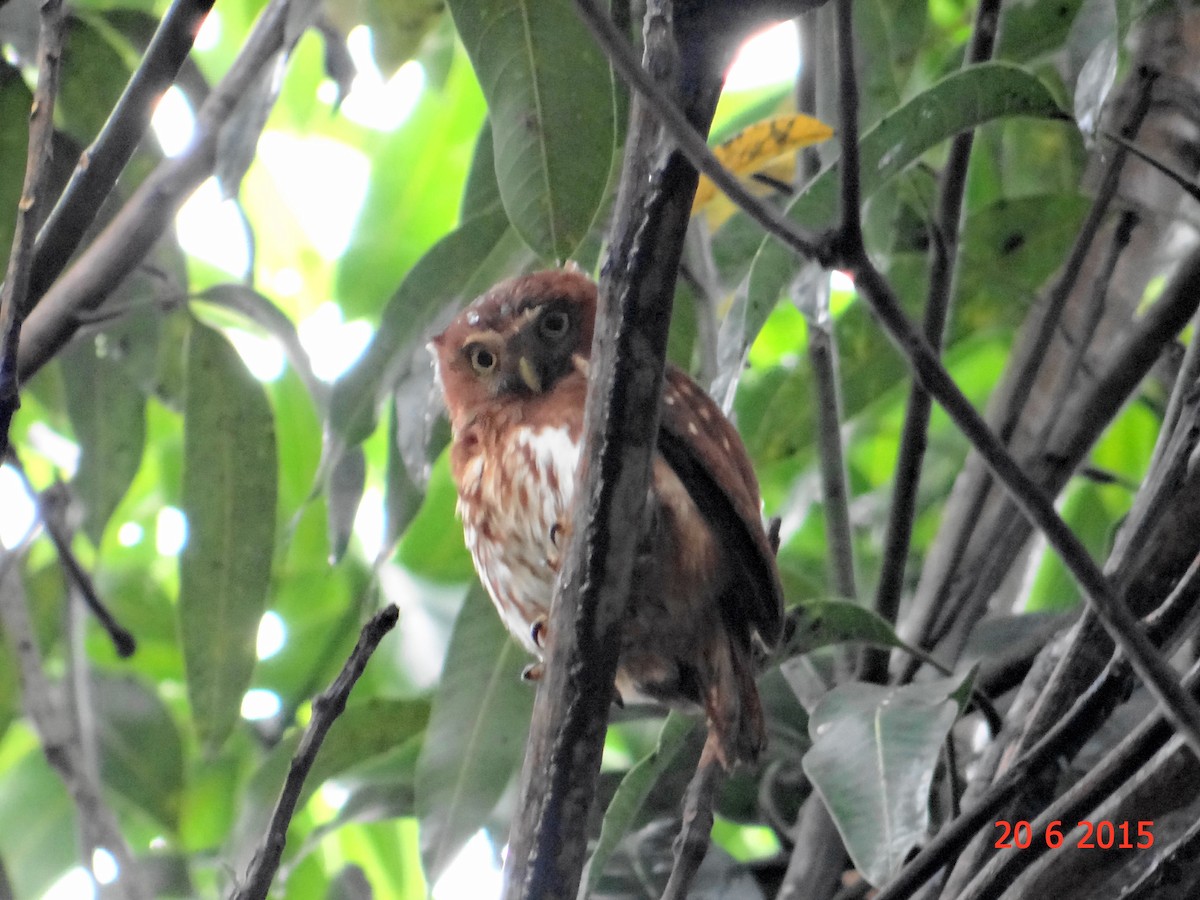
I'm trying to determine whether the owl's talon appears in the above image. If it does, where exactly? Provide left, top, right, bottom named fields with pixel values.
left=521, top=663, right=544, bottom=682
left=530, top=616, right=548, bottom=649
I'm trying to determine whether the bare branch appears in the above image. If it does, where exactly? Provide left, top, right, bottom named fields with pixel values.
left=503, top=2, right=707, bottom=893
left=6, top=454, right=135, bottom=656
left=230, top=603, right=399, bottom=900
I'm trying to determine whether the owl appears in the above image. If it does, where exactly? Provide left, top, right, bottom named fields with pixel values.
left=429, top=269, right=784, bottom=767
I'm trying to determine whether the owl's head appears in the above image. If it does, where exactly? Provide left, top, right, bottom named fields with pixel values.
left=430, top=269, right=597, bottom=420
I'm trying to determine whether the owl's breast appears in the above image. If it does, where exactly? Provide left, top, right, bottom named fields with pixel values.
left=454, top=423, right=581, bottom=654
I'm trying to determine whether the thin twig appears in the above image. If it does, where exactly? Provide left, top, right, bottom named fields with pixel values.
left=660, top=751, right=724, bottom=900
left=230, top=604, right=399, bottom=900
left=863, top=0, right=1003, bottom=684
left=27, top=0, right=218, bottom=306
left=1103, top=129, right=1200, bottom=205
left=807, top=304, right=857, bottom=603
left=6, top=454, right=135, bottom=656
left=832, top=0, right=861, bottom=243
left=17, top=0, right=315, bottom=382
left=0, top=0, right=66, bottom=458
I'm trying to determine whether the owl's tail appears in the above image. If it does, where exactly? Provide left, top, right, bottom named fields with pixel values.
left=703, top=638, right=767, bottom=770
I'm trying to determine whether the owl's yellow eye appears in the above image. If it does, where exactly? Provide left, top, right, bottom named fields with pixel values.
left=468, top=343, right=497, bottom=374
left=538, top=309, right=570, bottom=341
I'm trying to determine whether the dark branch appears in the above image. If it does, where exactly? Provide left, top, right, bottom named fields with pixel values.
left=6, top=454, right=135, bottom=656
left=230, top=604, right=399, bottom=900
left=502, top=3, right=710, bottom=894
left=661, top=754, right=725, bottom=900
left=902, top=66, right=1159, bottom=664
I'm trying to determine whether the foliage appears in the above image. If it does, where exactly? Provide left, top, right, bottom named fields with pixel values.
left=0, top=0, right=1197, bottom=898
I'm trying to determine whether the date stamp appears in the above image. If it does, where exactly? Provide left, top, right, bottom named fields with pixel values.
left=994, top=820, right=1154, bottom=850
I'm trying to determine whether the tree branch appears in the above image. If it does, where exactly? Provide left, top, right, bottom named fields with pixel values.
left=0, top=0, right=66, bottom=457
left=502, top=4, right=706, bottom=895
left=230, top=603, right=399, bottom=900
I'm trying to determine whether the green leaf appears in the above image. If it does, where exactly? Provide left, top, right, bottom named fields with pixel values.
left=416, top=585, right=534, bottom=880
left=383, top=400, right=426, bottom=558
left=329, top=205, right=528, bottom=445
left=461, top=119, right=502, bottom=220
left=447, top=0, right=615, bottom=259
left=998, top=0, right=1086, bottom=64
left=742, top=62, right=1066, bottom=361
left=94, top=672, right=185, bottom=831
left=61, top=335, right=147, bottom=546
left=802, top=679, right=960, bottom=887
left=180, top=321, right=278, bottom=752
left=581, top=713, right=697, bottom=898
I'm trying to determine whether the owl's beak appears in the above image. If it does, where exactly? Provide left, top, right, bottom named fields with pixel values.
left=518, top=356, right=543, bottom=393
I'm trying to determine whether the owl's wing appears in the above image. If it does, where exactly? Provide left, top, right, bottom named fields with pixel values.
left=656, top=366, right=785, bottom=646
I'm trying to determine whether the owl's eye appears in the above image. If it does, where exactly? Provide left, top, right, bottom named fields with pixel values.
left=467, top=343, right=497, bottom=374
left=538, top=308, right=571, bottom=341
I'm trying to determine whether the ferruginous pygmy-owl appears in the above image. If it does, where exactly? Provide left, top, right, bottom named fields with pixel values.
left=429, top=269, right=784, bottom=767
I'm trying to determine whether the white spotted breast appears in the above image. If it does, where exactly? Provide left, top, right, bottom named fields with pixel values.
left=456, top=424, right=581, bottom=655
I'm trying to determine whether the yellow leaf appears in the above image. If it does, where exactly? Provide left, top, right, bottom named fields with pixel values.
left=693, top=113, right=834, bottom=229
